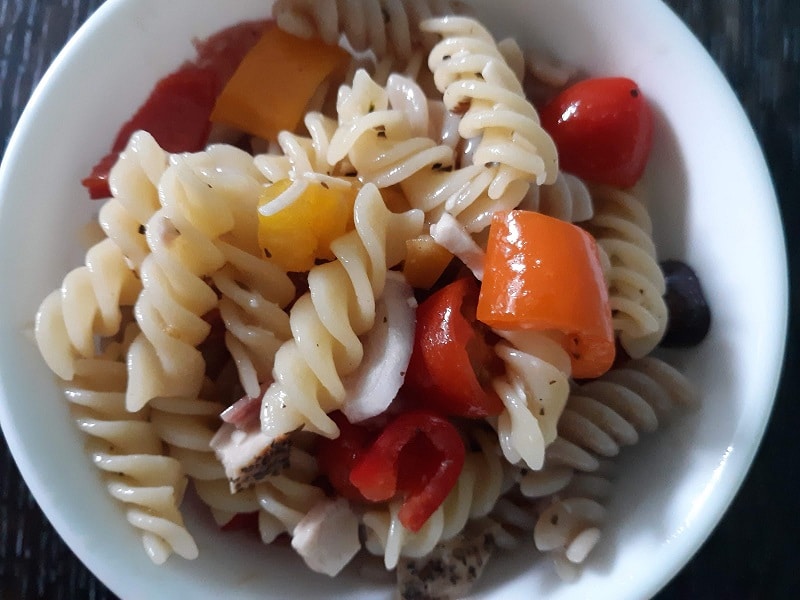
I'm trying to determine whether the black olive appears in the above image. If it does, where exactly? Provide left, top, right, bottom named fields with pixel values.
left=660, top=259, right=711, bottom=347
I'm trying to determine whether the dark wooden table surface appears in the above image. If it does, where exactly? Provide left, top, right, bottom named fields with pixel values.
left=1, top=1, right=798, bottom=598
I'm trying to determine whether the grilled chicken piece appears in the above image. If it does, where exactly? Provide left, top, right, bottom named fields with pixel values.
left=291, top=497, right=361, bottom=577
left=396, top=526, right=496, bottom=600
left=210, top=421, right=291, bottom=492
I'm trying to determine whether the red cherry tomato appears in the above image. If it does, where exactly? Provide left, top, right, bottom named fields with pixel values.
left=404, top=278, right=504, bottom=418
left=539, top=77, right=654, bottom=188
left=348, top=410, right=465, bottom=532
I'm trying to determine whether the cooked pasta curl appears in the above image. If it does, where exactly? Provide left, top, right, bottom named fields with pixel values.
left=126, top=146, right=265, bottom=411
left=490, top=336, right=571, bottom=471
left=65, top=332, right=197, bottom=564
left=423, top=16, right=558, bottom=190
left=273, top=0, right=468, bottom=64
left=260, top=184, right=424, bottom=438
left=583, top=185, right=669, bottom=358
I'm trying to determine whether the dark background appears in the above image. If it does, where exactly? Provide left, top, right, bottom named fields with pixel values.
left=0, top=1, right=797, bottom=598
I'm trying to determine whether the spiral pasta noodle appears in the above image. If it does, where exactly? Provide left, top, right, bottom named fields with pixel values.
left=145, top=384, right=257, bottom=526
left=125, top=147, right=265, bottom=411
left=523, top=48, right=578, bottom=106
left=211, top=242, right=294, bottom=400
left=251, top=447, right=325, bottom=543
left=514, top=357, right=696, bottom=577
left=519, top=356, right=696, bottom=492
left=260, top=183, right=423, bottom=438
left=533, top=474, right=610, bottom=581
left=485, top=487, right=541, bottom=549
left=255, top=112, right=349, bottom=184
left=422, top=16, right=558, bottom=194
left=64, top=330, right=197, bottom=564
left=519, top=171, right=594, bottom=223
left=328, top=69, right=454, bottom=191
left=381, top=16, right=557, bottom=233
left=362, top=428, right=510, bottom=569
left=582, top=184, right=669, bottom=358
left=490, top=336, right=572, bottom=471
left=177, top=143, right=268, bottom=256
left=34, top=238, right=141, bottom=381
left=273, top=0, right=467, bottom=64
left=98, top=131, right=168, bottom=270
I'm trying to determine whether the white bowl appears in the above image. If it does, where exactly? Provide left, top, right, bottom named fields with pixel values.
left=0, top=0, right=787, bottom=598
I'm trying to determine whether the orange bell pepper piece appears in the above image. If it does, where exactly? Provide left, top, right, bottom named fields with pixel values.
left=477, top=210, right=615, bottom=379
left=210, top=24, right=349, bottom=140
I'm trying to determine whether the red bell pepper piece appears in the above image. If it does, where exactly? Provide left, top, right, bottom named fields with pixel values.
left=81, top=20, right=269, bottom=199
left=316, top=412, right=373, bottom=503
left=405, top=278, right=504, bottom=418
left=349, top=410, right=465, bottom=532
left=82, top=65, right=218, bottom=199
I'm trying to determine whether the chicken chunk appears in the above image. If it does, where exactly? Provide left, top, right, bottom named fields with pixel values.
left=291, top=497, right=361, bottom=577
left=210, top=421, right=291, bottom=492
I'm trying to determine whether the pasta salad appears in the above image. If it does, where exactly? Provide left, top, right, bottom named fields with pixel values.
left=34, top=1, right=710, bottom=597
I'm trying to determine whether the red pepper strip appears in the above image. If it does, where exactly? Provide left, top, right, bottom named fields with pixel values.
left=81, top=152, right=119, bottom=199
left=405, top=278, right=504, bottom=418
left=349, top=410, right=465, bottom=532
left=81, top=20, right=269, bottom=199
left=82, top=65, right=217, bottom=199
left=477, top=210, right=615, bottom=379
left=316, top=412, right=373, bottom=503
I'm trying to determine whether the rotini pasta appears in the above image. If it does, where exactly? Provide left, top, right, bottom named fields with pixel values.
left=211, top=242, right=294, bottom=400
left=64, top=330, right=197, bottom=564
left=491, top=337, right=571, bottom=471
left=179, top=143, right=270, bottom=256
left=521, top=357, right=695, bottom=486
left=515, top=357, right=696, bottom=578
left=34, top=238, right=141, bottom=381
left=423, top=16, right=558, bottom=186
left=146, top=385, right=251, bottom=526
left=255, top=112, right=349, bottom=184
left=273, top=0, right=467, bottom=64
left=519, top=171, right=594, bottom=223
left=533, top=476, right=609, bottom=581
left=125, top=146, right=266, bottom=411
left=485, top=487, right=541, bottom=549
left=379, top=15, right=558, bottom=233
left=259, top=183, right=423, bottom=439
left=255, top=446, right=326, bottom=543
left=328, top=69, right=454, bottom=190
left=98, top=130, right=168, bottom=270
left=583, top=184, right=669, bottom=358
left=523, top=48, right=578, bottom=106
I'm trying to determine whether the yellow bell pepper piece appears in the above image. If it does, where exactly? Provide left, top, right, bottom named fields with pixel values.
left=258, top=180, right=357, bottom=272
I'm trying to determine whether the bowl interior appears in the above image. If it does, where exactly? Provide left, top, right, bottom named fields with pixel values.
left=0, top=0, right=786, bottom=598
